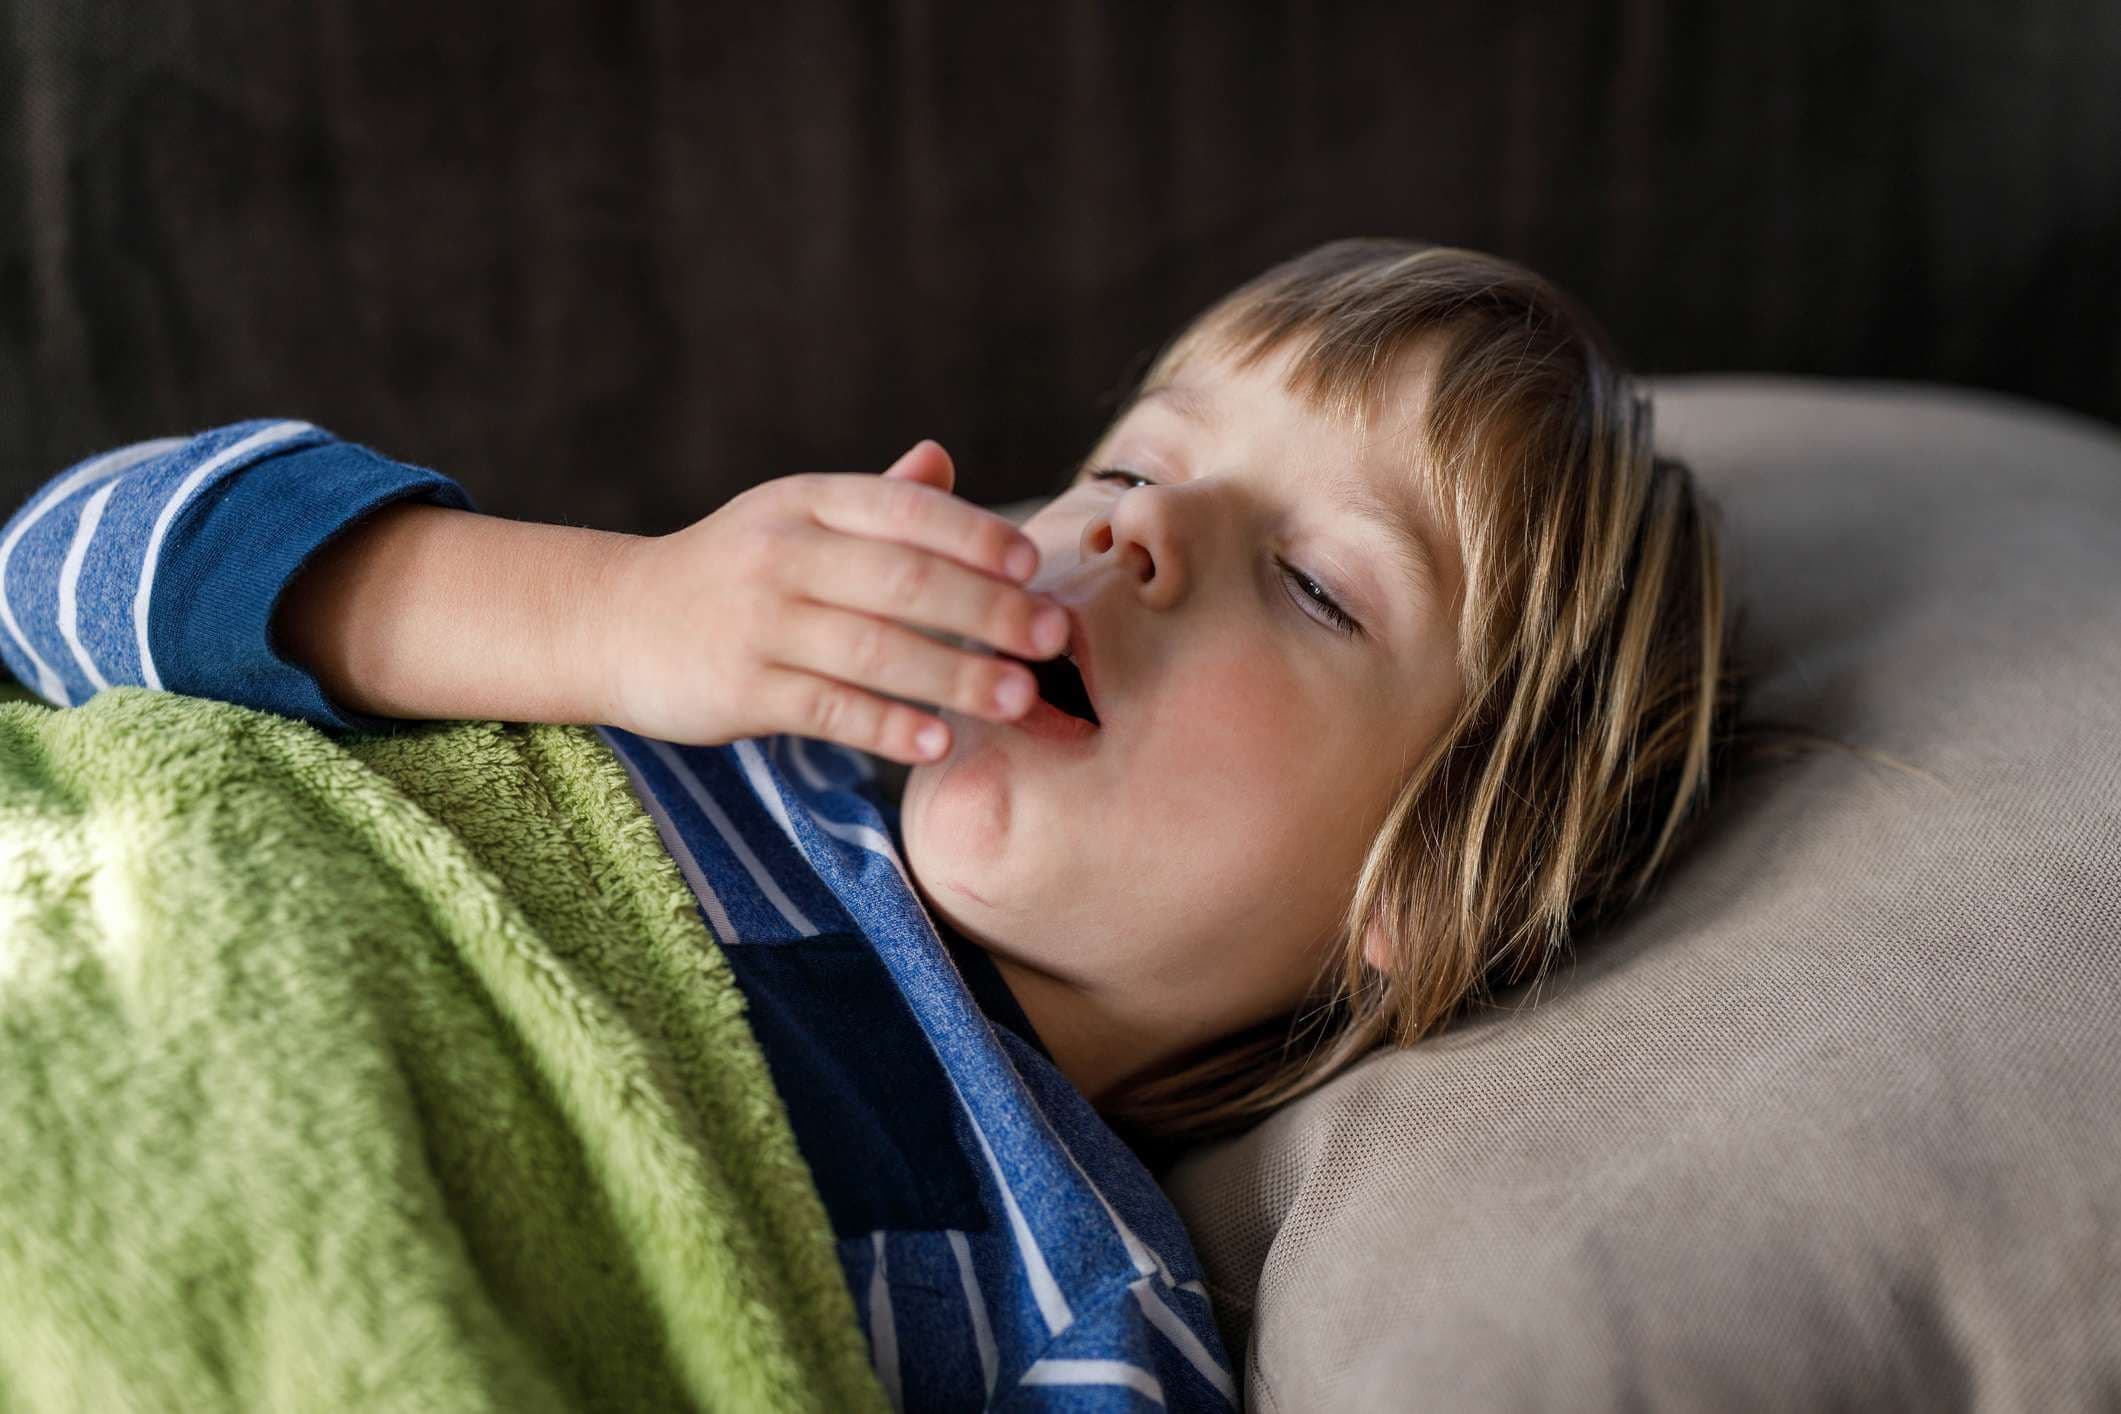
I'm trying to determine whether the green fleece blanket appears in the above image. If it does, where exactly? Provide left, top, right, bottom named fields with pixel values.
left=0, top=681, right=888, bottom=1413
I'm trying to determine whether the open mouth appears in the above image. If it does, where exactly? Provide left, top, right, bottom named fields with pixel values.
left=1003, top=650, right=1100, bottom=727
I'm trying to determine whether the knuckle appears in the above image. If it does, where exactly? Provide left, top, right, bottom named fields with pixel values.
left=882, top=707, right=918, bottom=757
left=988, top=522, right=1023, bottom=571
left=965, top=657, right=1005, bottom=712
left=774, top=472, right=822, bottom=506
left=806, top=683, right=849, bottom=741
left=722, top=480, right=766, bottom=517
left=738, top=477, right=796, bottom=524
left=750, top=574, right=785, bottom=620
left=881, top=476, right=929, bottom=525
left=738, top=522, right=786, bottom=579
left=886, top=551, right=933, bottom=608
left=849, top=618, right=891, bottom=677
left=741, top=586, right=785, bottom=649
left=989, top=590, right=1030, bottom=650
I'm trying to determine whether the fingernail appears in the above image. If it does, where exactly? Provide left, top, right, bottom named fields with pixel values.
left=1034, top=606, right=1069, bottom=655
left=1006, top=542, right=1038, bottom=581
left=996, top=672, right=1034, bottom=716
left=917, top=723, right=949, bottom=758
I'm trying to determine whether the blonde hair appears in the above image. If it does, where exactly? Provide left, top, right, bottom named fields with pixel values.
left=1085, top=238, right=1906, bottom=1160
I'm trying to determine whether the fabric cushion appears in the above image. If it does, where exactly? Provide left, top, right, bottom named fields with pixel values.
left=1143, top=376, right=2121, bottom=1410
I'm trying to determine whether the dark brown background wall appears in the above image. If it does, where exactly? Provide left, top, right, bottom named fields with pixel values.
left=5, top=1, right=2118, bottom=531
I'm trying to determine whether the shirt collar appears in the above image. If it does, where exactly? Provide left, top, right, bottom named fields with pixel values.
left=932, top=912, right=1055, bottom=1065
left=881, top=789, right=1055, bottom=1064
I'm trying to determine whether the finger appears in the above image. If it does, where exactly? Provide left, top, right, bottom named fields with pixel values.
left=806, top=466, right=1041, bottom=586
left=758, top=662, right=957, bottom=766
left=781, top=525, right=1070, bottom=663
left=879, top=438, right=955, bottom=496
left=772, top=598, right=1040, bottom=725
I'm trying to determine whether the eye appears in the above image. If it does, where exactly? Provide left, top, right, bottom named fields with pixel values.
left=1083, top=467, right=1363, bottom=637
left=1276, top=556, right=1359, bottom=636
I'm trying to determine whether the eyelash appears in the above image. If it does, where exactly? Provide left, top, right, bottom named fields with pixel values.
left=1083, top=468, right=1361, bottom=636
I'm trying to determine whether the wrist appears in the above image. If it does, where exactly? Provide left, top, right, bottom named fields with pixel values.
left=543, top=524, right=652, bottom=729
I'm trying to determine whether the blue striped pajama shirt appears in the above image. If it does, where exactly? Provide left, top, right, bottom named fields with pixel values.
left=0, top=419, right=1241, bottom=1412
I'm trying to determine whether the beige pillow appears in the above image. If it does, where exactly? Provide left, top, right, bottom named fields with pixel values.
left=1148, top=376, right=2121, bottom=1410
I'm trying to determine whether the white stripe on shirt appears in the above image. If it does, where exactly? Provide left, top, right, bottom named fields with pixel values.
left=1072, top=1143, right=1181, bottom=1290
left=867, top=1231, right=902, bottom=1410
left=946, top=1227, right=1000, bottom=1398
left=0, top=436, right=183, bottom=704
left=1020, top=1357, right=1167, bottom=1405
left=135, top=420, right=315, bottom=690
left=1132, top=1277, right=1240, bottom=1406
left=796, top=800, right=901, bottom=868
left=733, top=736, right=809, bottom=854
left=954, top=1062, right=1073, bottom=1336
left=645, top=736, right=818, bottom=937
left=58, top=479, right=121, bottom=693
left=600, top=732, right=746, bottom=946
left=780, top=734, right=837, bottom=793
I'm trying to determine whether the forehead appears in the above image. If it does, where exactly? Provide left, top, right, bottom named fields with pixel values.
left=1148, top=334, right=1445, bottom=442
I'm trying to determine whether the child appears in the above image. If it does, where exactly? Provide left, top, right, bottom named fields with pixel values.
left=0, top=238, right=1754, bottom=1409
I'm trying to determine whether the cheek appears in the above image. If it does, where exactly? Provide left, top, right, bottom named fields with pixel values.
left=1145, top=652, right=1314, bottom=782
left=1140, top=648, right=1384, bottom=900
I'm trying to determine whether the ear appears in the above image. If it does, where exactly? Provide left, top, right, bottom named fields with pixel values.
left=881, top=438, right=956, bottom=494
left=1361, top=918, right=1396, bottom=975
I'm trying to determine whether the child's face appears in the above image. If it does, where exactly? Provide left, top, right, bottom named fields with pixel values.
left=899, top=336, right=1465, bottom=1099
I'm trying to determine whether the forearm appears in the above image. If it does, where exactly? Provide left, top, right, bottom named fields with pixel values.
left=273, top=501, right=643, bottom=726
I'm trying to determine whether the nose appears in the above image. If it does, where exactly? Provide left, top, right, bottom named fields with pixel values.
left=1079, top=486, right=1184, bottom=609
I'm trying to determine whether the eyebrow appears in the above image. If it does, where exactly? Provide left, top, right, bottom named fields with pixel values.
left=1134, top=381, right=1220, bottom=429
left=1129, top=381, right=1446, bottom=604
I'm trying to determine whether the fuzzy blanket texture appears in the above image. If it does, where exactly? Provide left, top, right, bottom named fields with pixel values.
left=0, top=680, right=888, bottom=1413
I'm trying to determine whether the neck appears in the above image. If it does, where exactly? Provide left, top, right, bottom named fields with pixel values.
left=909, top=868, right=1211, bottom=1108
left=980, top=950, right=1151, bottom=1106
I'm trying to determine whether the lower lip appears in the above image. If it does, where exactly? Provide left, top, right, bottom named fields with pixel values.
left=1008, top=697, right=1101, bottom=743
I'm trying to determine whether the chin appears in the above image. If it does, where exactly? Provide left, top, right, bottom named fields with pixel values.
left=898, top=753, right=1020, bottom=888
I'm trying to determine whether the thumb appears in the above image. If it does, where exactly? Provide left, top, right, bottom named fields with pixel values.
left=881, top=438, right=955, bottom=494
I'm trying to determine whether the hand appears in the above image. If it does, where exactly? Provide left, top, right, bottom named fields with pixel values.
left=596, top=440, right=1068, bottom=764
